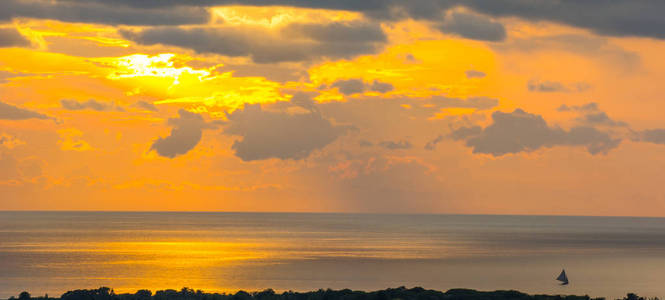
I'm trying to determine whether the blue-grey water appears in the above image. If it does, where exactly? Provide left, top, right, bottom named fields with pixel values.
left=0, top=212, right=664, bottom=299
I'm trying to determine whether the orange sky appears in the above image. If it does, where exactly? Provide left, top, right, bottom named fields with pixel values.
left=2, top=1, right=665, bottom=216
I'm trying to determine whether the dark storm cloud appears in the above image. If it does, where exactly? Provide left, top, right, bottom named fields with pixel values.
left=463, top=0, right=665, bottom=39
left=465, top=70, right=486, bottom=78
left=4, top=1, right=665, bottom=39
left=150, top=109, right=213, bottom=158
left=439, top=12, right=506, bottom=42
left=122, top=21, right=386, bottom=63
left=284, top=21, right=386, bottom=43
left=0, top=0, right=208, bottom=25
left=0, top=28, right=29, bottom=47
left=0, top=101, right=52, bottom=121
left=51, top=0, right=412, bottom=12
left=451, top=109, right=621, bottom=156
left=60, top=99, right=123, bottom=112
left=378, top=140, right=413, bottom=150
left=224, top=104, right=350, bottom=161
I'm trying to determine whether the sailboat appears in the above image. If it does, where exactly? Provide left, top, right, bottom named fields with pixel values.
left=556, top=269, right=569, bottom=285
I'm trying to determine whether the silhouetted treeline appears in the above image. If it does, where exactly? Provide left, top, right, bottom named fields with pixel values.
left=7, top=287, right=660, bottom=300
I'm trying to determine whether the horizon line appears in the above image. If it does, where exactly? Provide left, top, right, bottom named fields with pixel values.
left=0, top=209, right=663, bottom=219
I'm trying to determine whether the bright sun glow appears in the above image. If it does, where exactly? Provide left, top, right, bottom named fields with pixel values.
left=97, top=54, right=212, bottom=85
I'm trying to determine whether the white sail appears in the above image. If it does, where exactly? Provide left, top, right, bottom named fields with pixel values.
left=556, top=269, right=569, bottom=284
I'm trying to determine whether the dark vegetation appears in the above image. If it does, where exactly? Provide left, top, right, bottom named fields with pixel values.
left=7, top=287, right=659, bottom=300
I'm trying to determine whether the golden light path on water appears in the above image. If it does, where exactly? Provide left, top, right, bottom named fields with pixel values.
left=12, top=236, right=467, bottom=294
left=2, top=213, right=665, bottom=299
left=84, top=241, right=273, bottom=294
left=15, top=240, right=280, bottom=294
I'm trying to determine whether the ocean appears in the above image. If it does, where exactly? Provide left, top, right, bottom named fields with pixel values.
left=0, top=212, right=663, bottom=300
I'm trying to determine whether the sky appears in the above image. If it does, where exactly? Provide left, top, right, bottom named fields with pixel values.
left=1, top=0, right=665, bottom=216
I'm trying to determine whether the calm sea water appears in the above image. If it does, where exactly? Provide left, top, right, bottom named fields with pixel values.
left=0, top=212, right=664, bottom=300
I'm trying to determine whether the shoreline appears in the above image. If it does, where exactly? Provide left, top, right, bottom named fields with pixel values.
left=7, top=286, right=644, bottom=300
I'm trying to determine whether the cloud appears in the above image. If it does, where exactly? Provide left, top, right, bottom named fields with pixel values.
left=330, top=78, right=395, bottom=95
left=465, top=70, right=486, bottom=78
left=150, top=109, right=212, bottom=158
left=284, top=21, right=386, bottom=43
left=213, top=63, right=309, bottom=83
left=637, top=129, right=665, bottom=145
left=319, top=95, right=498, bottom=131
left=134, top=101, right=159, bottom=112
left=558, top=102, right=626, bottom=127
left=424, top=135, right=445, bottom=150
left=378, top=140, right=413, bottom=150
left=0, top=70, right=34, bottom=84
left=451, top=108, right=621, bottom=156
left=357, top=139, right=413, bottom=150
left=494, top=34, right=640, bottom=69
left=449, top=125, right=483, bottom=141
left=438, top=12, right=506, bottom=42
left=288, top=92, right=319, bottom=112
left=5, top=1, right=665, bottom=39
left=405, top=53, right=418, bottom=62
left=579, top=111, right=627, bottom=127
left=331, top=79, right=365, bottom=95
left=60, top=99, right=123, bottom=111
left=122, top=21, right=386, bottom=63
left=0, top=133, right=25, bottom=149
left=224, top=103, right=350, bottom=161
left=0, top=0, right=208, bottom=25
left=359, top=140, right=374, bottom=147
left=0, top=151, right=21, bottom=181
left=557, top=102, right=599, bottom=112
left=57, top=128, right=93, bottom=152
left=0, top=28, right=29, bottom=47
left=463, top=1, right=665, bottom=39
left=426, top=96, right=498, bottom=111
left=0, top=101, right=52, bottom=121
left=527, top=80, right=566, bottom=92
left=369, top=80, right=394, bottom=93
left=528, top=79, right=590, bottom=93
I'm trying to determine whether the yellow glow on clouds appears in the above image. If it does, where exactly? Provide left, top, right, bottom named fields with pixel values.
left=309, top=38, right=497, bottom=102
left=80, top=54, right=286, bottom=113
left=3, top=4, right=665, bottom=216
left=96, top=53, right=211, bottom=84
left=210, top=6, right=363, bottom=27
left=57, top=128, right=93, bottom=152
